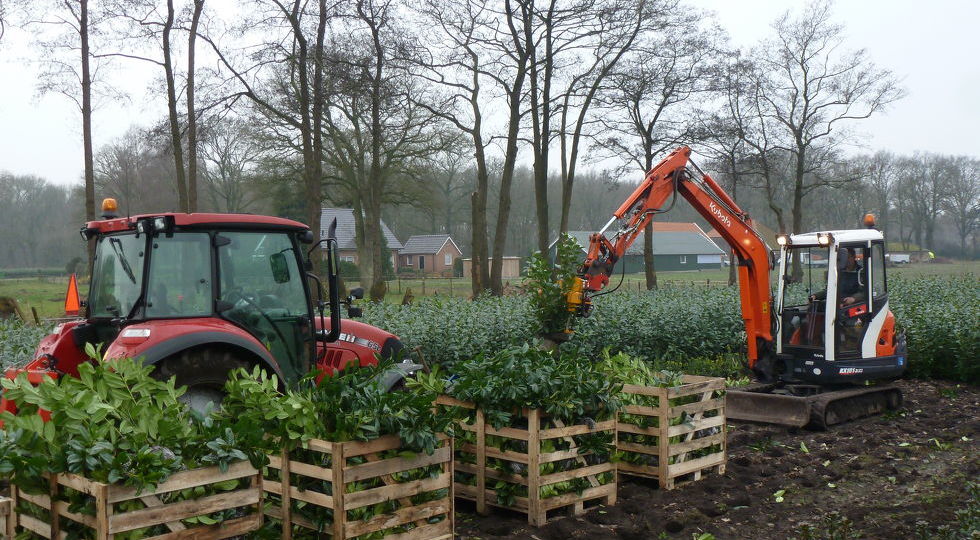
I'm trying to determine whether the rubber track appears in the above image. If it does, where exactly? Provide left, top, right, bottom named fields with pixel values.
left=807, top=385, right=903, bottom=429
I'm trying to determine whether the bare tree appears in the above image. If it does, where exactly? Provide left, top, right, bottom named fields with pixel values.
left=198, top=0, right=331, bottom=270
left=944, top=157, right=979, bottom=257
left=185, top=0, right=205, bottom=211
left=8, top=0, right=110, bottom=269
left=751, top=0, right=904, bottom=277
left=594, top=11, right=718, bottom=289
left=199, top=118, right=264, bottom=212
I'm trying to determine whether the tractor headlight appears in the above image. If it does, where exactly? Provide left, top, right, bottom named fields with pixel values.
left=153, top=217, right=167, bottom=231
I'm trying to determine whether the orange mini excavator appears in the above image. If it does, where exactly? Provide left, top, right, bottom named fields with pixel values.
left=570, top=146, right=905, bottom=428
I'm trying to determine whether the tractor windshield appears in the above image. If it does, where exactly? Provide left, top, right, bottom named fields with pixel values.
left=90, top=234, right=146, bottom=318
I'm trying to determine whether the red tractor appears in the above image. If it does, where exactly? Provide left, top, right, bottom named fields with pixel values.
left=2, top=200, right=418, bottom=412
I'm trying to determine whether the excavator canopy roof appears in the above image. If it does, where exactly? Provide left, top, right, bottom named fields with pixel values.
left=789, top=229, right=884, bottom=246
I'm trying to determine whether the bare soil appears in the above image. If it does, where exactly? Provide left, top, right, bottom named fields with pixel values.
left=455, top=379, right=980, bottom=539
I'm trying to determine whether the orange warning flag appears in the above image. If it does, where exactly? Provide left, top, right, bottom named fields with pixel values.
left=64, top=274, right=81, bottom=316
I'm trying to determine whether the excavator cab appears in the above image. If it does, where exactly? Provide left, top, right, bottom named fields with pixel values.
left=773, top=229, right=907, bottom=385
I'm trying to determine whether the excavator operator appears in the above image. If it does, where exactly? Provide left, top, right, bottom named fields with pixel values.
left=809, top=248, right=866, bottom=307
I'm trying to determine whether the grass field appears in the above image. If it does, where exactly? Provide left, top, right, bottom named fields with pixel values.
left=2, top=260, right=976, bottom=320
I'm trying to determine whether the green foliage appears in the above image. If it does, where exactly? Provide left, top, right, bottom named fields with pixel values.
left=889, top=275, right=979, bottom=383
left=219, top=360, right=454, bottom=455
left=524, top=233, right=581, bottom=336
left=360, top=274, right=978, bottom=383
left=0, top=319, right=50, bottom=369
left=0, top=357, right=256, bottom=500
left=446, top=344, right=623, bottom=428
left=337, top=259, right=359, bottom=278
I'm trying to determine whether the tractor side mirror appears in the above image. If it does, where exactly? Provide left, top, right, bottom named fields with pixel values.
left=270, top=253, right=291, bottom=283
left=349, top=287, right=364, bottom=300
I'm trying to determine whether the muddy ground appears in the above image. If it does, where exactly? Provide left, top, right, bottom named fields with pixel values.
left=455, top=379, right=980, bottom=539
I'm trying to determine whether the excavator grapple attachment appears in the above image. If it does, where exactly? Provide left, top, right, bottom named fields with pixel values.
left=727, top=384, right=903, bottom=429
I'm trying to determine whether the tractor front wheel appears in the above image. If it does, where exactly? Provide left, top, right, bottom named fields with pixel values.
left=152, top=348, right=250, bottom=413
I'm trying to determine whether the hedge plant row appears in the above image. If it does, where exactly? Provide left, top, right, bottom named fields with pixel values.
left=363, top=274, right=978, bottom=384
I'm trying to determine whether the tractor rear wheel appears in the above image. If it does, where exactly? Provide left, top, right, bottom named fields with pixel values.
left=152, top=348, right=250, bottom=413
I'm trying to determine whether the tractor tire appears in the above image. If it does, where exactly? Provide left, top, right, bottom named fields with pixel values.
left=152, top=348, right=251, bottom=413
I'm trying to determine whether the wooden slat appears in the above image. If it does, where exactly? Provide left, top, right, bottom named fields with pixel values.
left=538, top=419, right=616, bottom=440
left=483, top=425, right=531, bottom=441
left=17, top=491, right=51, bottom=510
left=54, top=500, right=99, bottom=528
left=344, top=499, right=450, bottom=537
left=434, top=395, right=474, bottom=409
left=623, top=404, right=660, bottom=416
left=666, top=452, right=726, bottom=478
left=617, top=440, right=659, bottom=456
left=666, top=415, right=725, bottom=438
left=285, top=459, right=333, bottom=482
left=622, top=384, right=667, bottom=398
left=343, top=472, right=450, bottom=510
left=108, top=487, right=260, bottom=533
left=454, top=485, right=530, bottom=512
left=459, top=443, right=530, bottom=465
left=342, top=435, right=402, bottom=457
left=378, top=519, right=453, bottom=540
left=616, top=462, right=658, bottom=478
left=263, top=504, right=318, bottom=531
left=108, top=461, right=257, bottom=503
left=56, top=472, right=103, bottom=497
left=305, top=438, right=333, bottom=453
left=669, top=397, right=725, bottom=417
left=617, top=422, right=660, bottom=436
left=456, top=462, right=528, bottom=486
left=344, top=445, right=451, bottom=482
left=264, top=481, right=334, bottom=508
left=142, top=513, right=262, bottom=540
left=666, top=432, right=725, bottom=457
left=539, top=483, right=616, bottom=511
left=667, top=379, right=724, bottom=399
left=539, top=447, right=594, bottom=464
left=18, top=513, right=57, bottom=540
left=139, top=495, right=187, bottom=532
left=539, top=463, right=613, bottom=486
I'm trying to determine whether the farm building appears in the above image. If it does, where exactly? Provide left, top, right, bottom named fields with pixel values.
left=461, top=257, right=522, bottom=279
left=399, top=234, right=463, bottom=277
left=568, top=222, right=724, bottom=271
left=319, top=208, right=403, bottom=269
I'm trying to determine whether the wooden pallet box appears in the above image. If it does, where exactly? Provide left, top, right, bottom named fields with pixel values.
left=10, top=460, right=262, bottom=539
left=437, top=396, right=617, bottom=527
left=616, top=375, right=727, bottom=489
left=264, top=434, right=454, bottom=540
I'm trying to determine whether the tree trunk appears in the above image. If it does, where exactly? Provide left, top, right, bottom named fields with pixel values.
left=790, top=149, right=806, bottom=280
left=186, top=0, right=204, bottom=212
left=80, top=0, right=96, bottom=275
left=470, top=191, right=485, bottom=295
left=309, top=0, right=327, bottom=275
left=163, top=0, right=188, bottom=212
left=643, top=221, right=656, bottom=290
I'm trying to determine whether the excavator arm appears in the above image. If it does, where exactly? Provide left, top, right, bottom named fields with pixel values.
left=576, top=146, right=775, bottom=371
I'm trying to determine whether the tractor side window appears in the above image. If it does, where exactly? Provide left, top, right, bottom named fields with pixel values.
left=871, top=243, right=887, bottom=300
left=217, top=232, right=312, bottom=381
left=146, top=233, right=212, bottom=318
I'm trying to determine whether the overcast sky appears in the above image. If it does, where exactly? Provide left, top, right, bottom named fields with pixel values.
left=0, top=0, right=977, bottom=187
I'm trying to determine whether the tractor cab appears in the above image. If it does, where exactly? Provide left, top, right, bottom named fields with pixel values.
left=773, top=222, right=907, bottom=385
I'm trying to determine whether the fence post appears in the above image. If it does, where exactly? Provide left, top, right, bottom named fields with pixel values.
left=422, top=275, right=426, bottom=295
left=449, top=277, right=453, bottom=296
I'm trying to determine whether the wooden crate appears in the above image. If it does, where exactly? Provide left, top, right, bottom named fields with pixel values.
left=264, top=434, right=454, bottom=539
left=616, top=375, right=727, bottom=489
left=437, top=396, right=617, bottom=526
left=0, top=495, right=13, bottom=538
left=10, top=460, right=262, bottom=539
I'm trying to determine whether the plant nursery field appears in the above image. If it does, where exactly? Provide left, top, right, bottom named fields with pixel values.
left=454, top=378, right=979, bottom=539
